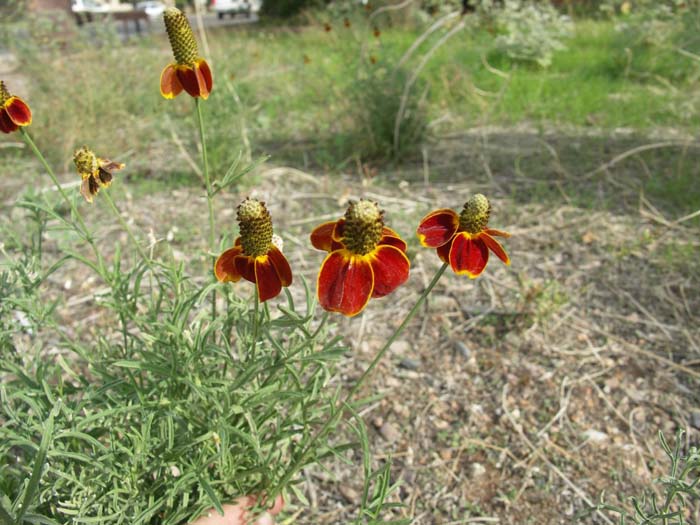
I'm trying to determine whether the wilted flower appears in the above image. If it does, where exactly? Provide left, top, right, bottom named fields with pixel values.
left=416, top=194, right=510, bottom=278
left=73, top=146, right=124, bottom=203
left=0, top=81, right=32, bottom=134
left=311, top=200, right=409, bottom=317
left=215, top=198, right=292, bottom=302
left=160, top=7, right=213, bottom=100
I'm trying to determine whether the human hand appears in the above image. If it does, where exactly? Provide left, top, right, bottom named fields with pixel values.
left=190, top=495, right=284, bottom=525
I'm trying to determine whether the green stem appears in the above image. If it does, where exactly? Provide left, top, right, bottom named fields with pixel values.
left=102, top=190, right=154, bottom=273
left=194, top=97, right=217, bottom=321
left=194, top=98, right=216, bottom=251
left=273, top=262, right=449, bottom=493
left=250, top=288, right=259, bottom=360
left=20, top=128, right=92, bottom=238
left=20, top=127, right=105, bottom=275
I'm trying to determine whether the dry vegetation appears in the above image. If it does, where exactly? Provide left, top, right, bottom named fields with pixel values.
left=4, top=127, right=698, bottom=523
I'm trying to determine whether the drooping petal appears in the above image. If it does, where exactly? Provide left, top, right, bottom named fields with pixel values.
left=449, top=232, right=489, bottom=278
left=416, top=208, right=459, bottom=248
left=0, top=108, right=18, bottom=134
left=79, top=176, right=100, bottom=203
left=436, top=239, right=452, bottom=263
left=215, top=246, right=244, bottom=282
left=99, top=159, right=125, bottom=172
left=196, top=58, right=213, bottom=98
left=267, top=246, right=292, bottom=287
left=255, top=255, right=283, bottom=302
left=382, top=225, right=400, bottom=238
left=378, top=234, right=407, bottom=252
left=484, top=228, right=510, bottom=238
left=317, top=250, right=374, bottom=317
left=480, top=232, right=510, bottom=265
left=332, top=219, right=346, bottom=242
left=234, top=254, right=256, bottom=283
left=160, top=64, right=183, bottom=99
left=176, top=64, right=208, bottom=98
left=5, top=97, right=31, bottom=126
left=368, top=245, right=410, bottom=298
left=310, top=221, right=339, bottom=251
left=96, top=168, right=113, bottom=187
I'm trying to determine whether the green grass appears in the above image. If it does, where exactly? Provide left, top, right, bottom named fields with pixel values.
left=2, top=13, right=699, bottom=218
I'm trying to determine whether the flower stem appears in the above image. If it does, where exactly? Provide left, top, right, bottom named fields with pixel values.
left=194, top=97, right=217, bottom=320
left=102, top=190, right=154, bottom=273
left=250, top=288, right=259, bottom=360
left=20, top=128, right=91, bottom=241
left=273, top=262, right=449, bottom=493
left=194, top=98, right=216, bottom=251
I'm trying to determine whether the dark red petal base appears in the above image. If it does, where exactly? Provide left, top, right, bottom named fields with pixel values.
left=317, top=251, right=374, bottom=317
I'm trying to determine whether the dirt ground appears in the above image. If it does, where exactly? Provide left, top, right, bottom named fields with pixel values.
left=4, top=127, right=698, bottom=524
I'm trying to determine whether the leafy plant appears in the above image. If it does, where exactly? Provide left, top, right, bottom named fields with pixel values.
left=581, top=429, right=700, bottom=524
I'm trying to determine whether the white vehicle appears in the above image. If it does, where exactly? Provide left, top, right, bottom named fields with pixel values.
left=210, top=0, right=260, bottom=19
left=136, top=0, right=165, bottom=17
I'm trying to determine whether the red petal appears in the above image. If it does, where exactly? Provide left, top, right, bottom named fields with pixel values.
left=382, top=225, right=400, bottom=238
left=449, top=232, right=489, bottom=278
left=255, top=256, right=283, bottom=302
left=317, top=250, right=374, bottom=317
left=310, top=221, right=339, bottom=251
left=268, top=246, right=293, bottom=287
left=481, top=232, right=510, bottom=265
left=0, top=108, right=18, bottom=133
left=176, top=65, right=204, bottom=98
left=215, top=246, right=243, bottom=282
left=436, top=239, right=452, bottom=263
left=417, top=209, right=459, bottom=248
left=369, top=245, right=410, bottom=298
left=196, top=58, right=213, bottom=98
left=378, top=234, right=407, bottom=252
left=160, top=64, right=183, bottom=99
left=234, top=254, right=256, bottom=283
left=5, top=97, right=31, bottom=126
left=484, top=228, right=510, bottom=238
left=332, top=219, right=345, bottom=241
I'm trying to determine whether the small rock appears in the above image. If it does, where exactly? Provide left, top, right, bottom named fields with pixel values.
left=391, top=340, right=411, bottom=354
left=378, top=421, right=401, bottom=443
left=470, top=462, right=486, bottom=478
left=691, top=410, right=700, bottom=429
left=453, top=341, right=471, bottom=359
left=339, top=484, right=359, bottom=504
left=398, top=358, right=420, bottom=371
left=582, top=429, right=608, bottom=444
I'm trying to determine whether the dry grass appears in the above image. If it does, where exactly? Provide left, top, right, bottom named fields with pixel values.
left=5, top=127, right=699, bottom=524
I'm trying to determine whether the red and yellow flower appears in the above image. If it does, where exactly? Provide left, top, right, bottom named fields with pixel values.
left=311, top=200, right=410, bottom=317
left=160, top=7, right=213, bottom=100
left=215, top=198, right=292, bottom=302
left=73, top=146, right=124, bottom=203
left=416, top=194, right=510, bottom=278
left=0, top=80, right=31, bottom=134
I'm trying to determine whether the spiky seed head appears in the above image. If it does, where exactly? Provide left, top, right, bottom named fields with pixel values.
left=342, top=199, right=384, bottom=255
left=459, top=194, right=491, bottom=234
left=0, top=81, right=10, bottom=105
left=73, top=146, right=98, bottom=180
left=237, top=198, right=273, bottom=258
left=163, top=7, right=198, bottom=65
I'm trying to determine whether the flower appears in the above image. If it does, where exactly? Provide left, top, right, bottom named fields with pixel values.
left=160, top=7, right=213, bottom=100
left=73, top=146, right=125, bottom=203
left=0, top=81, right=32, bottom=134
left=311, top=199, right=410, bottom=317
left=215, top=198, right=292, bottom=302
left=416, top=194, right=510, bottom=278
